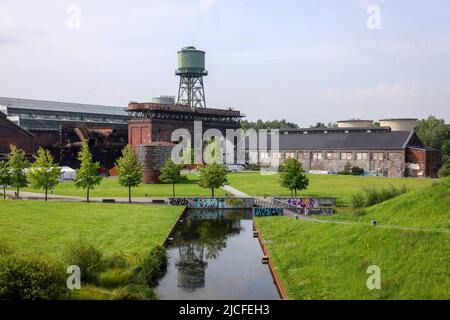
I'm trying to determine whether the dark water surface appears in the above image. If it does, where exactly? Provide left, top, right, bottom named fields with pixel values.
left=155, top=209, right=280, bottom=300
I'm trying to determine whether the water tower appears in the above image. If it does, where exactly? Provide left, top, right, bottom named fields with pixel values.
left=176, top=46, right=208, bottom=108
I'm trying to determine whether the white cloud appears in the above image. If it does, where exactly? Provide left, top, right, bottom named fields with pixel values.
left=200, top=0, right=215, bottom=10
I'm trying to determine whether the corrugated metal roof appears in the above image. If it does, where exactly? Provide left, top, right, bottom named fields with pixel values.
left=0, top=97, right=127, bottom=116
left=247, top=131, right=414, bottom=150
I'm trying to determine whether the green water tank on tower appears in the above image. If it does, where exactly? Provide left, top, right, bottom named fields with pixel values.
left=176, top=46, right=208, bottom=76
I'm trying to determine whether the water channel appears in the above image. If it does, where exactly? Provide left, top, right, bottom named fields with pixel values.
left=155, top=209, right=280, bottom=300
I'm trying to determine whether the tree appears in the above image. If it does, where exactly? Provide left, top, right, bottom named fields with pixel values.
left=0, top=161, right=11, bottom=200
left=198, top=164, right=229, bottom=197
left=441, top=140, right=450, bottom=163
left=27, top=148, right=62, bottom=201
left=74, top=142, right=103, bottom=202
left=240, top=119, right=299, bottom=130
left=6, top=145, right=29, bottom=198
left=416, top=116, right=450, bottom=150
left=279, top=158, right=309, bottom=197
left=116, top=145, right=143, bottom=203
left=159, top=159, right=185, bottom=197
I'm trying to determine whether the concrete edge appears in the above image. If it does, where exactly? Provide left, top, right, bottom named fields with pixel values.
left=162, top=206, right=189, bottom=248
left=253, top=219, right=289, bottom=300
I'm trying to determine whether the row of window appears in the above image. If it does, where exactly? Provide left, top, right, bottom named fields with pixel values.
left=259, top=151, right=397, bottom=161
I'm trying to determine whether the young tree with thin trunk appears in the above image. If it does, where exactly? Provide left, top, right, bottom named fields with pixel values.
left=74, top=142, right=103, bottom=202
left=0, top=161, right=11, bottom=200
left=116, top=145, right=143, bottom=203
left=198, top=164, right=228, bottom=198
left=27, top=148, right=62, bottom=201
left=159, top=158, right=185, bottom=197
left=280, top=158, right=309, bottom=197
left=6, top=145, right=29, bottom=198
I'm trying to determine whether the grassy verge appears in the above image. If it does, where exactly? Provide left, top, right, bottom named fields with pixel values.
left=0, top=201, right=184, bottom=299
left=256, top=217, right=450, bottom=299
left=228, top=172, right=433, bottom=206
left=14, top=174, right=226, bottom=198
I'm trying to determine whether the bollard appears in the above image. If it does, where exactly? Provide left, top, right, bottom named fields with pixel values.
left=262, top=256, right=269, bottom=264
left=253, top=231, right=259, bottom=238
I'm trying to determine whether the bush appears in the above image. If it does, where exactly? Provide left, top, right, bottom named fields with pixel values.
left=351, top=166, right=364, bottom=176
left=438, top=161, right=450, bottom=178
left=352, top=185, right=408, bottom=208
left=0, top=254, right=68, bottom=300
left=63, top=239, right=105, bottom=284
left=351, top=192, right=366, bottom=209
left=98, top=269, right=133, bottom=289
left=133, top=246, right=167, bottom=287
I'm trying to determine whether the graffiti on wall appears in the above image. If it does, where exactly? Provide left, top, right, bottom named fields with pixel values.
left=252, top=207, right=284, bottom=217
left=169, top=198, right=254, bottom=209
left=305, top=208, right=334, bottom=215
left=274, top=197, right=336, bottom=208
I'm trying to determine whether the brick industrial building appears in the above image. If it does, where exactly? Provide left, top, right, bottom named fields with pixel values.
left=0, top=97, right=128, bottom=167
left=248, top=120, right=440, bottom=178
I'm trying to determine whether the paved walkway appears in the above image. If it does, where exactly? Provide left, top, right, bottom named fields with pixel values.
left=221, top=185, right=251, bottom=197
left=3, top=190, right=169, bottom=204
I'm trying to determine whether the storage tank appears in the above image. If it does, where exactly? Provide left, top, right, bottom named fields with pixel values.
left=152, top=96, right=175, bottom=105
left=337, top=120, right=374, bottom=128
left=176, top=46, right=208, bottom=75
left=379, top=119, right=418, bottom=131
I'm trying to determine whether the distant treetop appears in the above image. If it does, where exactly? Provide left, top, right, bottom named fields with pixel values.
left=240, top=119, right=299, bottom=130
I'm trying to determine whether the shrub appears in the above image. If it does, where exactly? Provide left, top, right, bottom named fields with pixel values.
left=0, top=254, right=68, bottom=300
left=438, top=161, right=450, bottom=178
left=103, top=252, right=128, bottom=269
left=360, top=185, right=408, bottom=207
left=133, top=246, right=167, bottom=287
left=351, top=166, right=364, bottom=176
left=63, top=239, right=105, bottom=284
left=351, top=192, right=366, bottom=209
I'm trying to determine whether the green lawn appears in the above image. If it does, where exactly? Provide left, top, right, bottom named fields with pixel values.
left=256, top=217, right=450, bottom=300
left=16, top=173, right=226, bottom=198
left=0, top=201, right=183, bottom=256
left=255, top=178, right=450, bottom=299
left=228, top=172, right=433, bottom=206
left=324, top=178, right=450, bottom=229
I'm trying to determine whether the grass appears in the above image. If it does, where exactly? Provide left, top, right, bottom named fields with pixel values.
left=16, top=173, right=226, bottom=198
left=0, top=200, right=184, bottom=300
left=255, top=177, right=450, bottom=299
left=256, top=217, right=450, bottom=300
left=228, top=172, right=433, bottom=206
left=324, top=178, right=450, bottom=229
left=0, top=201, right=183, bottom=256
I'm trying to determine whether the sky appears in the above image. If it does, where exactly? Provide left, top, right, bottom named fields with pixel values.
left=0, top=0, right=449, bottom=126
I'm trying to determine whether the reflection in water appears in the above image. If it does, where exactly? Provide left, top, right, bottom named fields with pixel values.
left=174, top=210, right=244, bottom=291
left=156, top=209, right=279, bottom=300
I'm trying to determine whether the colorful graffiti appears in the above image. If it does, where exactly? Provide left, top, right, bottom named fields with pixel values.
left=252, top=207, right=284, bottom=217
left=274, top=197, right=336, bottom=208
left=305, top=208, right=334, bottom=215
left=169, top=198, right=254, bottom=209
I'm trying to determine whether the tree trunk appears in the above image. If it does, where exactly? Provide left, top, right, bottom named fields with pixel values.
left=172, top=184, right=175, bottom=197
left=3, top=186, right=6, bottom=200
left=294, top=189, right=297, bottom=197
left=45, top=186, right=48, bottom=201
left=129, top=185, right=131, bottom=203
left=87, top=187, right=90, bottom=203
left=212, top=188, right=214, bottom=198
left=17, top=186, right=19, bottom=198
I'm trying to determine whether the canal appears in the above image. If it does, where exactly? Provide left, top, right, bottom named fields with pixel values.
left=155, top=209, right=280, bottom=300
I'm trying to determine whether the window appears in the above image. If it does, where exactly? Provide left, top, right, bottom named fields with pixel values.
left=284, top=152, right=295, bottom=159
left=356, top=152, right=368, bottom=160
left=272, top=152, right=281, bottom=159
left=372, top=153, right=384, bottom=161
left=326, top=152, right=337, bottom=160
left=341, top=152, right=353, bottom=160
left=298, top=152, right=308, bottom=160
left=313, top=152, right=323, bottom=160
left=388, top=152, right=402, bottom=160
left=260, top=152, right=269, bottom=159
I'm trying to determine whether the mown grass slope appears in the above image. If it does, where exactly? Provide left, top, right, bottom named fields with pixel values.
left=256, top=218, right=449, bottom=299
